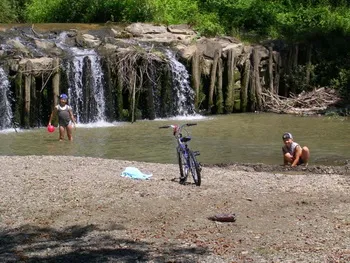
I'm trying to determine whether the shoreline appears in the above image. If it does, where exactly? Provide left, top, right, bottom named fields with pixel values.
left=1, top=155, right=349, bottom=262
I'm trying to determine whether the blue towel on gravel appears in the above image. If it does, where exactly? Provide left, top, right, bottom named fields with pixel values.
left=121, top=167, right=152, bottom=180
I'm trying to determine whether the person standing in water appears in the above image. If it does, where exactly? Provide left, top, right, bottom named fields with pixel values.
left=48, top=93, right=76, bottom=141
left=282, top=132, right=310, bottom=167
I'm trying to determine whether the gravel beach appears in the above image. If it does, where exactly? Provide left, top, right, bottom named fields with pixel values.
left=0, top=155, right=349, bottom=262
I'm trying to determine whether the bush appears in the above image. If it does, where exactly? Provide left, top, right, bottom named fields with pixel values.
left=148, top=0, right=199, bottom=25
left=193, top=12, right=224, bottom=36
left=0, top=0, right=17, bottom=23
left=330, top=69, right=350, bottom=102
left=25, top=0, right=63, bottom=22
left=25, top=0, right=152, bottom=23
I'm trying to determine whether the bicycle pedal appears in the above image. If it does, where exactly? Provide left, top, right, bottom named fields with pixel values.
left=193, top=151, right=200, bottom=156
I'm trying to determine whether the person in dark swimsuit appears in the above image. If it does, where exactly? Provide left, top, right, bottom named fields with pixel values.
left=48, top=94, right=76, bottom=141
left=282, top=132, right=310, bottom=167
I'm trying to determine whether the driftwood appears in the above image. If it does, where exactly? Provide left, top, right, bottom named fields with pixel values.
left=262, top=87, right=341, bottom=115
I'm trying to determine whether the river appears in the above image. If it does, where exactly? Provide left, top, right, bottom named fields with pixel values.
left=0, top=113, right=349, bottom=166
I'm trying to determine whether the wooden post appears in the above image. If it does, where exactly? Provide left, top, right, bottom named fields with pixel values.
left=291, top=44, right=299, bottom=94
left=191, top=50, right=200, bottom=110
left=240, top=59, right=250, bottom=112
left=274, top=52, right=281, bottom=94
left=208, top=49, right=221, bottom=111
left=268, top=46, right=274, bottom=93
left=305, top=43, right=312, bottom=86
left=24, top=62, right=32, bottom=128
left=216, top=58, right=223, bottom=114
left=146, top=79, right=155, bottom=120
left=225, top=49, right=235, bottom=113
left=52, top=58, right=60, bottom=107
left=14, top=68, right=23, bottom=127
left=30, top=74, right=37, bottom=127
left=293, top=44, right=299, bottom=69
left=252, top=47, right=262, bottom=111
left=116, top=70, right=124, bottom=120
left=130, top=70, right=136, bottom=123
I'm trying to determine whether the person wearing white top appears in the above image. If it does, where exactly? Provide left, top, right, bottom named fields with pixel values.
left=282, top=132, right=310, bottom=167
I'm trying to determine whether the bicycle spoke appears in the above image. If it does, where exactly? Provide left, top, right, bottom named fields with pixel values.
left=189, top=151, right=201, bottom=186
left=178, top=149, right=188, bottom=184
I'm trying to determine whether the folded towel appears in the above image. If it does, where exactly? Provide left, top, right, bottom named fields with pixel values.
left=121, top=167, right=152, bottom=180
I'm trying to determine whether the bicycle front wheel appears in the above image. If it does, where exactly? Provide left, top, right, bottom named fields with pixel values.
left=189, top=150, right=201, bottom=186
left=177, top=148, right=188, bottom=184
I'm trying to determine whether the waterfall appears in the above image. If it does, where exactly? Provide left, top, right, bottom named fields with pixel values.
left=65, top=48, right=106, bottom=123
left=0, top=67, right=13, bottom=129
left=166, top=50, right=195, bottom=116
left=58, top=33, right=106, bottom=123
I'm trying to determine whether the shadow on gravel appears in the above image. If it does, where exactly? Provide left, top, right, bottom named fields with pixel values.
left=0, top=224, right=209, bottom=262
left=205, top=162, right=350, bottom=175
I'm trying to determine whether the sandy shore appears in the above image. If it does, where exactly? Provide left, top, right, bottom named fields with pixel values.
left=0, top=155, right=349, bottom=262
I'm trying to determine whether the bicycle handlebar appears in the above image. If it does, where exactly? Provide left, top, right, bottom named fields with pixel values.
left=159, top=123, right=197, bottom=129
left=159, top=123, right=197, bottom=137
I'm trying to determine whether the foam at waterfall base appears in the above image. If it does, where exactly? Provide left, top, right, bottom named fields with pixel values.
left=75, top=121, right=127, bottom=128
left=154, top=114, right=208, bottom=121
left=0, top=128, right=25, bottom=134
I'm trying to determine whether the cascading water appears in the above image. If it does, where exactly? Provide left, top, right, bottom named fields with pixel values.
left=0, top=67, right=13, bottom=129
left=166, top=50, right=195, bottom=116
left=57, top=33, right=106, bottom=123
left=0, top=31, right=199, bottom=129
left=65, top=48, right=106, bottom=123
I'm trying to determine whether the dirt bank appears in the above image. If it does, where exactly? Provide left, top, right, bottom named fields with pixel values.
left=0, top=156, right=349, bottom=262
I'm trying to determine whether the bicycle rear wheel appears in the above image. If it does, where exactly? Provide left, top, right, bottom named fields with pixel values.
left=189, top=150, right=201, bottom=186
left=177, top=148, right=188, bottom=184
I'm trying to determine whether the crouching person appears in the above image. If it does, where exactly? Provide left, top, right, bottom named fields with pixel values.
left=282, top=132, right=310, bottom=167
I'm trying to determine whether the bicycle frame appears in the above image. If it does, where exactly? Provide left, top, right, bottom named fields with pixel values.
left=160, top=123, right=201, bottom=186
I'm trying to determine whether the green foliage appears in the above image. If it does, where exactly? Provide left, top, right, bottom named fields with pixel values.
left=0, top=0, right=18, bottom=22
left=120, top=0, right=153, bottom=22
left=330, top=69, right=350, bottom=102
left=148, top=0, right=199, bottom=25
left=21, top=0, right=350, bottom=40
left=25, top=0, right=63, bottom=22
left=5, top=0, right=350, bottom=102
left=193, top=12, right=224, bottom=36
left=195, top=0, right=350, bottom=40
left=25, top=0, right=153, bottom=23
left=277, top=5, right=350, bottom=40
left=121, top=109, right=130, bottom=121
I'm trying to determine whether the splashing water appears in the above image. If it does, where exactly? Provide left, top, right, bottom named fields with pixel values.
left=57, top=33, right=106, bottom=123
left=65, top=48, right=106, bottom=123
left=0, top=67, right=13, bottom=129
left=166, top=50, right=196, bottom=116
left=88, top=50, right=106, bottom=121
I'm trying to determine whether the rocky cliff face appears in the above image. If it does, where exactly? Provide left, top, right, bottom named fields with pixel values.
left=0, top=23, right=282, bottom=128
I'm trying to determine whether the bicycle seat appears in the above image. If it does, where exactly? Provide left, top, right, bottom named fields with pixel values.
left=180, top=136, right=191, bottom=143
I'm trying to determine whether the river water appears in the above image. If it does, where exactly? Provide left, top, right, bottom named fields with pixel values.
left=0, top=113, right=349, bottom=166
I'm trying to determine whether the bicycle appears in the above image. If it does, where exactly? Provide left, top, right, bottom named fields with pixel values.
left=159, top=123, right=202, bottom=186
